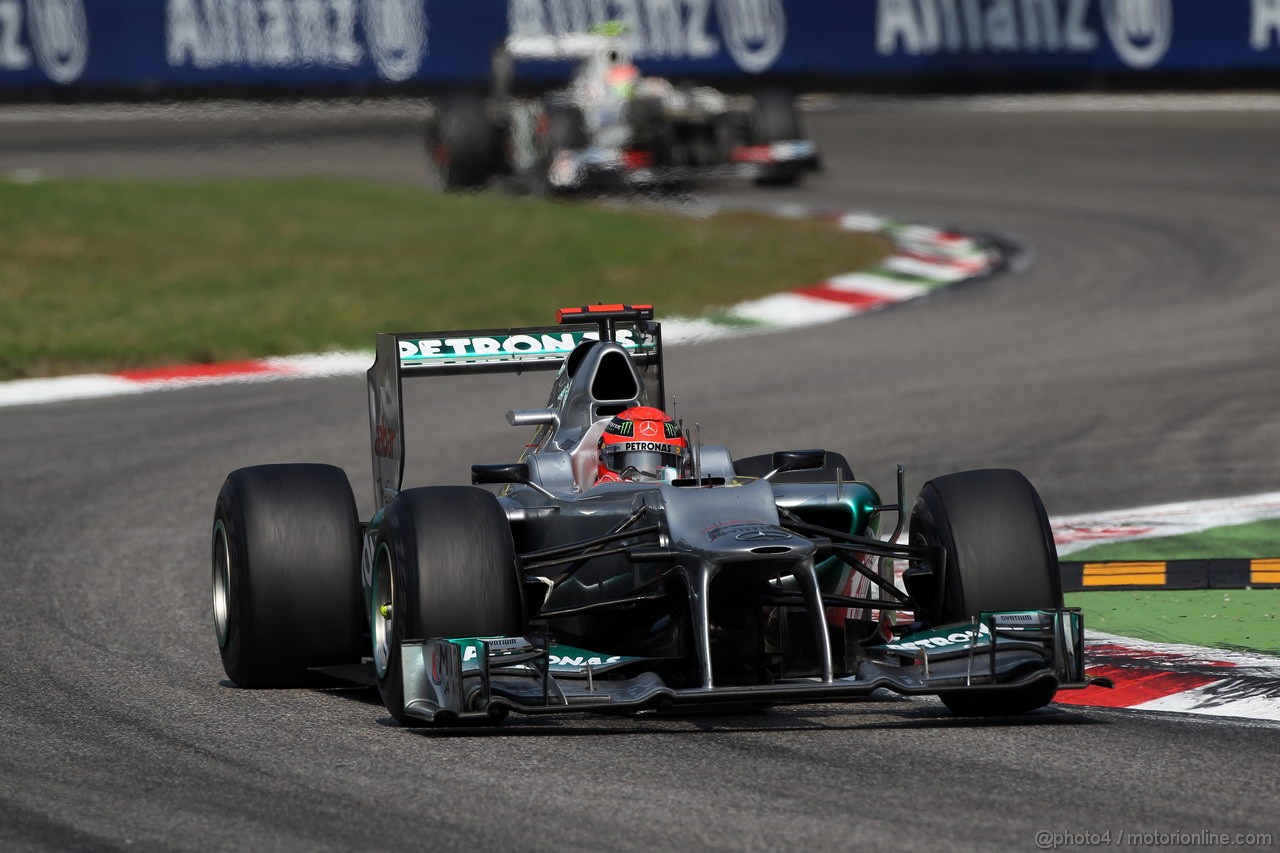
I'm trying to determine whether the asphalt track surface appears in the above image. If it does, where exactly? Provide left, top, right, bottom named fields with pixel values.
left=2, top=100, right=1279, bottom=850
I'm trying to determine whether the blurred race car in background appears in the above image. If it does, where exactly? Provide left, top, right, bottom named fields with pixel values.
left=212, top=305, right=1107, bottom=727
left=425, top=31, right=820, bottom=193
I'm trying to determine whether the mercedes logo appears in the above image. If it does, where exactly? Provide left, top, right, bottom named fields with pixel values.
left=735, top=529, right=791, bottom=542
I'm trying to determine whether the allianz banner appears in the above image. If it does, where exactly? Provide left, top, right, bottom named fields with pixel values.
left=2, top=1, right=1280, bottom=92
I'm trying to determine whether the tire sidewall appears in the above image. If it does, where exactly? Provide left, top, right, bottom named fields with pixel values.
left=214, top=476, right=256, bottom=685
left=908, top=469, right=1064, bottom=716
left=751, top=89, right=800, bottom=144
left=373, top=501, right=420, bottom=724
left=439, top=96, right=497, bottom=189
left=373, top=486, right=522, bottom=726
left=212, top=464, right=362, bottom=688
left=910, top=469, right=1061, bottom=626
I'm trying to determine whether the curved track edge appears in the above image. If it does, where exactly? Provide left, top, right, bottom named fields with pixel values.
left=0, top=208, right=1015, bottom=408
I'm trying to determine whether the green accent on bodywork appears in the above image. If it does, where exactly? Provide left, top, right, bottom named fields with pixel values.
left=878, top=623, right=993, bottom=654
left=873, top=610, right=1077, bottom=654
left=447, top=637, right=649, bottom=674
left=807, top=483, right=881, bottom=593
left=857, top=490, right=881, bottom=540
left=398, top=329, right=654, bottom=365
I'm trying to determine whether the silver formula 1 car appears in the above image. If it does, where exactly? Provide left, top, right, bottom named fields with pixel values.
left=425, top=33, right=820, bottom=193
left=211, top=305, right=1107, bottom=726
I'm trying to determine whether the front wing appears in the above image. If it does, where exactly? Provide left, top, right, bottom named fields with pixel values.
left=399, top=608, right=1105, bottom=723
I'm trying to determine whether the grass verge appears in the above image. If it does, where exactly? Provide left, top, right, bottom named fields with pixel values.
left=0, top=178, right=891, bottom=379
left=1067, top=589, right=1280, bottom=656
left=1064, top=518, right=1280, bottom=562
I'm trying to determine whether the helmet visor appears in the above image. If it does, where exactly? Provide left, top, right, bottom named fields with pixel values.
left=602, top=447, right=681, bottom=478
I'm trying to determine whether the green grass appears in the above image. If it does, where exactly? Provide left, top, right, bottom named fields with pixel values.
left=1064, top=519, right=1280, bottom=654
left=1066, top=589, right=1280, bottom=655
left=0, top=178, right=891, bottom=379
left=1064, top=518, right=1280, bottom=562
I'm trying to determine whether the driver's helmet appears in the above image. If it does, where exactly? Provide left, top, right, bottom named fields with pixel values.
left=604, top=48, right=639, bottom=100
left=597, top=406, right=686, bottom=480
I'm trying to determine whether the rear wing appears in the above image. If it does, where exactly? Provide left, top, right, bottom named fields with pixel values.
left=492, top=31, right=620, bottom=100
left=502, top=33, right=610, bottom=61
left=367, top=307, right=662, bottom=509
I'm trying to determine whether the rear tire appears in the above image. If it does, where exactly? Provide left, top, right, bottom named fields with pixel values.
left=751, top=89, right=802, bottom=186
left=372, top=486, right=524, bottom=726
left=907, top=469, right=1062, bottom=716
left=716, top=111, right=751, bottom=162
left=545, top=103, right=587, bottom=150
left=428, top=95, right=499, bottom=190
left=212, top=464, right=363, bottom=688
left=626, top=95, right=669, bottom=157
left=532, top=103, right=588, bottom=195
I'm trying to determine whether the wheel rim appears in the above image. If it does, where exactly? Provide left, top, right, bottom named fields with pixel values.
left=372, top=542, right=395, bottom=679
left=212, top=520, right=231, bottom=649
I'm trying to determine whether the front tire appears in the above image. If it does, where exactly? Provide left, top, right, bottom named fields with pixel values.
left=212, top=464, right=363, bottom=688
left=372, top=486, right=524, bottom=726
left=545, top=103, right=587, bottom=150
left=908, top=469, right=1062, bottom=716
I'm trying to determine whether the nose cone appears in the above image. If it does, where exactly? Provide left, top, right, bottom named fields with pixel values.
left=702, top=521, right=814, bottom=561
left=657, top=479, right=816, bottom=567
left=698, top=521, right=817, bottom=585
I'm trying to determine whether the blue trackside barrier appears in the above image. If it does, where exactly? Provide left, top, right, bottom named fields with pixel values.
left=3, top=1, right=1280, bottom=96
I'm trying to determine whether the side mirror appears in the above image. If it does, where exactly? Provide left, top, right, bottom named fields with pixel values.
left=472, top=463, right=556, bottom=499
left=507, top=409, right=557, bottom=427
left=471, top=463, right=532, bottom=485
left=764, top=449, right=826, bottom=480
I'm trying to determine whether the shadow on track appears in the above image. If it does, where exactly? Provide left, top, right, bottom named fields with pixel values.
left=300, top=686, right=1105, bottom=737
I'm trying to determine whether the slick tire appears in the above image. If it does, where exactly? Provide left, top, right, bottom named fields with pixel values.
left=750, top=88, right=802, bottom=186
left=715, top=111, right=751, bottom=162
left=626, top=96, right=669, bottom=155
left=546, top=103, right=588, bottom=150
left=212, top=464, right=364, bottom=688
left=908, top=468, right=1063, bottom=716
left=428, top=95, right=499, bottom=191
left=372, top=486, right=524, bottom=726
left=532, top=103, right=588, bottom=195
